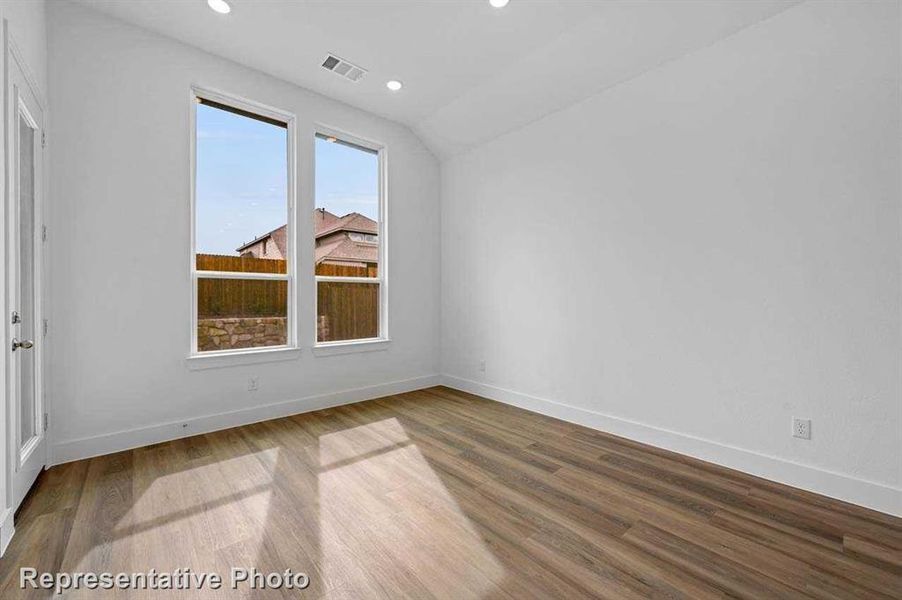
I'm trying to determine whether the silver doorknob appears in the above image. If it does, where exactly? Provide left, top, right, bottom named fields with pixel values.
left=11, top=338, right=33, bottom=351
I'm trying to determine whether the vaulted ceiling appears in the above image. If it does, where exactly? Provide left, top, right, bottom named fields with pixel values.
left=75, top=0, right=800, bottom=158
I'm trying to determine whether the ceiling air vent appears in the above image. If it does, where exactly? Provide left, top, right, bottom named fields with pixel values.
left=321, top=54, right=367, bottom=83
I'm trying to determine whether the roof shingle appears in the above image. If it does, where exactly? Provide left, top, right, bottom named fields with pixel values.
left=236, top=209, right=378, bottom=253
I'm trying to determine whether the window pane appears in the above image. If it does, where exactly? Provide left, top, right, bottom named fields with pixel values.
left=317, top=281, right=378, bottom=343
left=314, top=135, right=379, bottom=277
left=198, top=278, right=287, bottom=351
left=18, top=114, right=36, bottom=443
left=196, top=102, right=288, bottom=273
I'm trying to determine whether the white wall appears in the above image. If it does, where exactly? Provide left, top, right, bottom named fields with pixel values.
left=1, top=0, right=47, bottom=99
left=46, top=1, right=440, bottom=461
left=441, top=1, right=901, bottom=515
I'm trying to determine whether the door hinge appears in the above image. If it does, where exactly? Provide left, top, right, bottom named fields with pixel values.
left=43, top=412, right=48, bottom=432
left=41, top=131, right=46, bottom=148
left=41, top=225, right=47, bottom=242
left=42, top=319, right=48, bottom=338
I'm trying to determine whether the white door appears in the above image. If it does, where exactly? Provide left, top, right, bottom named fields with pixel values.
left=8, top=51, right=45, bottom=510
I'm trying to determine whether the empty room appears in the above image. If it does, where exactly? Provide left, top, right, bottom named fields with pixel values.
left=0, top=0, right=899, bottom=597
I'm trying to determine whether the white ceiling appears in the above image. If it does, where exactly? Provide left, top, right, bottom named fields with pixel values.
left=74, top=0, right=800, bottom=158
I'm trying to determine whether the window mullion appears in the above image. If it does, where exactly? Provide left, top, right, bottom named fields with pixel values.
left=315, top=276, right=379, bottom=284
left=197, top=270, right=289, bottom=281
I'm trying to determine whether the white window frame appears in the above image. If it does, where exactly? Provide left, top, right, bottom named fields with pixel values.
left=188, top=86, right=298, bottom=362
left=312, top=125, right=389, bottom=352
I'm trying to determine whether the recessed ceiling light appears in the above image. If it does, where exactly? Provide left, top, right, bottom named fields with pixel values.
left=207, top=0, right=231, bottom=14
left=386, top=80, right=403, bottom=91
left=489, top=0, right=509, bottom=7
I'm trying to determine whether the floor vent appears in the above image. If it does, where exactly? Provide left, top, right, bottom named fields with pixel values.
left=321, top=54, right=367, bottom=82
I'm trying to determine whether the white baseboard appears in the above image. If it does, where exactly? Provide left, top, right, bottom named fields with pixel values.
left=0, top=507, right=14, bottom=557
left=52, top=374, right=441, bottom=465
left=441, top=375, right=902, bottom=517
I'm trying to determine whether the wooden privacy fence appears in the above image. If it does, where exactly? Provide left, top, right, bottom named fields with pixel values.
left=197, top=254, right=287, bottom=318
left=197, top=253, right=286, bottom=274
left=316, top=263, right=378, bottom=278
left=197, top=278, right=287, bottom=318
left=317, top=281, right=378, bottom=342
left=196, top=254, right=379, bottom=342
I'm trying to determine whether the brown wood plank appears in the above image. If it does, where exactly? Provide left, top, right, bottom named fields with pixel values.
left=844, top=535, right=902, bottom=571
left=0, top=386, right=898, bottom=599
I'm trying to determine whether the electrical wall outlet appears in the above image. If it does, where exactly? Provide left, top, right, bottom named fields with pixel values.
left=478, top=360, right=486, bottom=373
left=248, top=376, right=259, bottom=392
left=792, top=418, right=811, bottom=440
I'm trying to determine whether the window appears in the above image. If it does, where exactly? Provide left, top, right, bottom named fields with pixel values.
left=348, top=232, right=377, bottom=243
left=191, top=90, right=295, bottom=354
left=314, top=132, right=385, bottom=344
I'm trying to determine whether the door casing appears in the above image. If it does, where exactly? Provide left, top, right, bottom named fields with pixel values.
left=4, top=26, right=47, bottom=515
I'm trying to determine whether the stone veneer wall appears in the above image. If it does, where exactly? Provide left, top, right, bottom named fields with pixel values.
left=198, top=317, right=287, bottom=352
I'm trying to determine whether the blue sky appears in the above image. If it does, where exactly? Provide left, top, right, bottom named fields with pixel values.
left=196, top=104, right=378, bottom=255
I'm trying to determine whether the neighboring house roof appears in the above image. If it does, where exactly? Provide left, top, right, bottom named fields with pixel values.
left=316, top=212, right=378, bottom=238
left=235, top=224, right=287, bottom=253
left=314, top=207, right=341, bottom=232
left=315, top=237, right=378, bottom=265
left=236, top=209, right=378, bottom=264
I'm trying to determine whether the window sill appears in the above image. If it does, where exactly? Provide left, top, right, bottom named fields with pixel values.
left=186, top=346, right=301, bottom=371
left=312, top=338, right=391, bottom=357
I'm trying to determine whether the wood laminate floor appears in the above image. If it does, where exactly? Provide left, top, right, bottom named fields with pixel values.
left=1, top=386, right=900, bottom=599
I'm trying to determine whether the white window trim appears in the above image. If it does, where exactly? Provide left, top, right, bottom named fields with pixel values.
left=186, top=346, right=301, bottom=370
left=311, top=338, right=390, bottom=357
left=188, top=85, right=298, bottom=361
left=312, top=125, right=390, bottom=350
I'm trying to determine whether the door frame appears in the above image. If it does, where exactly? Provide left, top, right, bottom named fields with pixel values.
left=3, top=24, right=48, bottom=519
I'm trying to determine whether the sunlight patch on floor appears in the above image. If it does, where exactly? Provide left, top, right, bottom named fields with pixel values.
left=317, top=418, right=505, bottom=597
left=70, top=448, right=280, bottom=575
